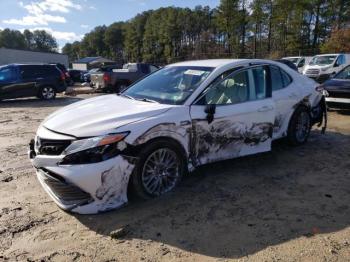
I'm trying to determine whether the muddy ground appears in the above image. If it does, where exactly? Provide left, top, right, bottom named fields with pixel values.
left=0, top=94, right=350, bottom=262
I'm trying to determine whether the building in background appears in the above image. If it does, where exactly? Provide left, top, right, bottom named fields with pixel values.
left=0, top=47, right=68, bottom=67
left=72, top=57, right=115, bottom=70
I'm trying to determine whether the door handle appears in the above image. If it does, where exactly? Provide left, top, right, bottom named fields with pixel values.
left=258, top=105, right=273, bottom=112
left=288, top=93, right=298, bottom=98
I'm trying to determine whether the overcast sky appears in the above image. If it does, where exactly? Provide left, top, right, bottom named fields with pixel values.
left=0, top=0, right=220, bottom=48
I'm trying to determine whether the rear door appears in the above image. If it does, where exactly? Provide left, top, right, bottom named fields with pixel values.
left=189, top=65, right=275, bottom=166
left=18, top=65, right=39, bottom=97
left=270, top=65, right=301, bottom=138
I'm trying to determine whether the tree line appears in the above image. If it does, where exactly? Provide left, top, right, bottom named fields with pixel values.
left=0, top=28, right=58, bottom=53
left=62, top=0, right=349, bottom=64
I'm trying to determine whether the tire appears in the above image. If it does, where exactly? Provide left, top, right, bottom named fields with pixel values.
left=130, top=139, right=185, bottom=199
left=39, top=86, right=56, bottom=100
left=287, top=106, right=311, bottom=146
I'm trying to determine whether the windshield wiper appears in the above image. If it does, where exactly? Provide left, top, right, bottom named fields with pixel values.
left=117, top=93, right=135, bottom=100
left=136, top=98, right=159, bottom=103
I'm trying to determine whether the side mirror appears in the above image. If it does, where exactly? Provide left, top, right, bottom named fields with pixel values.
left=334, top=63, right=339, bottom=68
left=204, top=104, right=216, bottom=124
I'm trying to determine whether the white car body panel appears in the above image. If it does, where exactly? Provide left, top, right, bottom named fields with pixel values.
left=29, top=59, right=324, bottom=214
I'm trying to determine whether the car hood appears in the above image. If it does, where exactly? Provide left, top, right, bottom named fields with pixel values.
left=42, top=95, right=174, bottom=137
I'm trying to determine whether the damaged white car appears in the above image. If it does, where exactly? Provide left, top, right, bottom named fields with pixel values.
left=29, top=59, right=327, bottom=214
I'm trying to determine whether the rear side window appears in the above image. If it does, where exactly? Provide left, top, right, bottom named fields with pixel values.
left=21, top=66, right=39, bottom=79
left=270, top=66, right=284, bottom=91
left=281, top=69, right=292, bottom=87
left=39, top=65, right=60, bottom=76
left=270, top=65, right=292, bottom=91
left=0, top=67, right=16, bottom=81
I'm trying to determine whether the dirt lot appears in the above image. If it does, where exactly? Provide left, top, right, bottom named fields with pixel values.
left=0, top=94, right=350, bottom=262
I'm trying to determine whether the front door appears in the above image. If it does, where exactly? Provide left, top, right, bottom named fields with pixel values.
left=190, top=65, right=275, bottom=166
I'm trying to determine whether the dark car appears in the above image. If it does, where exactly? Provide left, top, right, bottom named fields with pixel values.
left=321, top=65, right=350, bottom=108
left=275, top=59, right=299, bottom=72
left=83, top=68, right=102, bottom=83
left=68, top=69, right=86, bottom=83
left=0, top=64, right=66, bottom=101
left=51, top=63, right=72, bottom=85
left=91, top=63, right=159, bottom=93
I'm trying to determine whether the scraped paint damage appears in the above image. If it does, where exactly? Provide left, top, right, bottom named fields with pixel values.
left=94, top=156, right=136, bottom=212
left=192, top=119, right=273, bottom=165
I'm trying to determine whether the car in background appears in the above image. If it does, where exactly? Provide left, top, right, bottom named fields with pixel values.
left=29, top=59, right=326, bottom=214
left=303, top=54, right=350, bottom=83
left=275, top=59, right=298, bottom=71
left=91, top=63, right=159, bottom=93
left=321, top=65, right=350, bottom=108
left=84, top=65, right=121, bottom=84
left=282, top=56, right=312, bottom=73
left=51, top=63, right=71, bottom=85
left=68, top=69, right=86, bottom=83
left=0, top=64, right=66, bottom=101
left=83, top=68, right=100, bottom=83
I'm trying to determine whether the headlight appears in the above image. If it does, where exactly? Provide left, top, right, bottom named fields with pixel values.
left=321, top=66, right=331, bottom=72
left=60, top=132, right=129, bottom=165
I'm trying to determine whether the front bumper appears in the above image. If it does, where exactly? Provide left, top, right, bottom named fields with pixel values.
left=29, top=142, right=136, bottom=214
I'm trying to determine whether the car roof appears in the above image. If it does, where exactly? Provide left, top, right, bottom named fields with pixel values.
left=168, top=59, right=247, bottom=68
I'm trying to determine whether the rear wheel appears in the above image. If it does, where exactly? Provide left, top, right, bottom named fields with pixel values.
left=287, top=106, right=311, bottom=145
left=130, top=140, right=185, bottom=199
left=39, top=86, right=56, bottom=100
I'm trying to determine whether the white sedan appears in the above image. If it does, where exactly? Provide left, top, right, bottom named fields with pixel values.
left=29, top=59, right=327, bottom=214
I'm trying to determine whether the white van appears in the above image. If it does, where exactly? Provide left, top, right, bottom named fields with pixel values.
left=303, top=53, right=350, bottom=82
left=282, top=56, right=312, bottom=73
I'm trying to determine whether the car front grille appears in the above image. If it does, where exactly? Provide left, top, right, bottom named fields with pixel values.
left=36, top=137, right=71, bottom=156
left=306, top=69, right=320, bottom=75
left=38, top=168, right=92, bottom=206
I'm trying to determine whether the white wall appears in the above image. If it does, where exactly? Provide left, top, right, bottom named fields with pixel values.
left=72, top=63, right=87, bottom=70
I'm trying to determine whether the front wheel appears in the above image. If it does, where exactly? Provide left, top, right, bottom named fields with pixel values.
left=130, top=140, right=185, bottom=199
left=287, top=106, right=311, bottom=145
left=39, top=86, right=56, bottom=100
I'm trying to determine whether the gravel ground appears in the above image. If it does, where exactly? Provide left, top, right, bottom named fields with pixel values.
left=0, top=94, right=350, bottom=262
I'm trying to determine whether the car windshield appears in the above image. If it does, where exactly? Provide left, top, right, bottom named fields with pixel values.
left=123, top=66, right=214, bottom=105
left=334, top=66, right=350, bottom=80
left=309, top=55, right=337, bottom=66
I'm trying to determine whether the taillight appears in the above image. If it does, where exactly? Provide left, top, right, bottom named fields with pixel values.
left=103, top=73, right=111, bottom=83
left=60, top=72, right=66, bottom=81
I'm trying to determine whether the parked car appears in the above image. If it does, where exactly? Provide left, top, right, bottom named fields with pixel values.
left=91, top=63, right=159, bottom=93
left=321, top=65, right=350, bottom=107
left=303, top=53, right=350, bottom=83
left=83, top=68, right=101, bottom=83
left=274, top=59, right=298, bottom=71
left=68, top=69, right=86, bottom=83
left=51, top=63, right=71, bottom=85
left=0, top=64, right=66, bottom=101
left=282, top=56, right=312, bottom=73
left=29, top=59, right=326, bottom=214
left=84, top=65, right=121, bottom=84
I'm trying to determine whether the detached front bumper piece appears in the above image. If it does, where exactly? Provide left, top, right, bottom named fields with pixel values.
left=29, top=139, right=136, bottom=214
